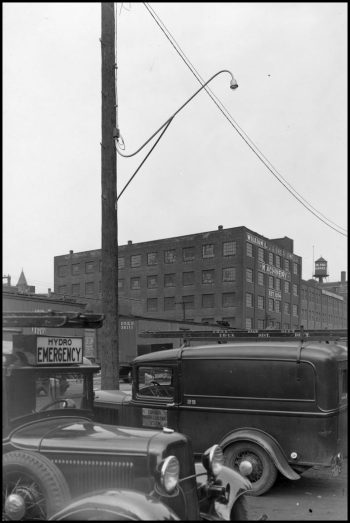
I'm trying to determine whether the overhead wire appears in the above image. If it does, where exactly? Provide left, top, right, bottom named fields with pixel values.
left=143, top=2, right=347, bottom=238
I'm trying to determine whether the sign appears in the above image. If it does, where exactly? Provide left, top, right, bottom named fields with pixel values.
left=84, top=329, right=96, bottom=359
left=269, top=289, right=282, bottom=300
left=36, top=336, right=83, bottom=364
left=142, top=408, right=168, bottom=428
left=259, top=261, right=291, bottom=281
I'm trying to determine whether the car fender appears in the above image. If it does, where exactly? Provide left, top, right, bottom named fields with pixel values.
left=194, top=462, right=251, bottom=520
left=49, top=489, right=180, bottom=520
left=219, top=427, right=300, bottom=480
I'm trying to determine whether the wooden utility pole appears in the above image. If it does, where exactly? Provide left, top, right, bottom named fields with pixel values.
left=100, top=2, right=119, bottom=389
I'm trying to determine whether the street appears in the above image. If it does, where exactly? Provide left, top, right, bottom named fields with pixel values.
left=248, top=459, right=348, bottom=521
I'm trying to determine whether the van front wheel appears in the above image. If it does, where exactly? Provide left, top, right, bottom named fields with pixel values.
left=224, top=442, right=277, bottom=496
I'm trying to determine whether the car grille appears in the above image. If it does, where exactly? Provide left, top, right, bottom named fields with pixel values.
left=52, top=456, right=134, bottom=497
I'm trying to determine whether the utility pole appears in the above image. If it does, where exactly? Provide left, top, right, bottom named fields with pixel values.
left=100, top=2, right=119, bottom=390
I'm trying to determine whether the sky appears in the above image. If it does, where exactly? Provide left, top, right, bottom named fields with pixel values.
left=3, top=2, right=347, bottom=293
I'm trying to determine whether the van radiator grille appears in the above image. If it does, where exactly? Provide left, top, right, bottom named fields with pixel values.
left=52, top=457, right=134, bottom=497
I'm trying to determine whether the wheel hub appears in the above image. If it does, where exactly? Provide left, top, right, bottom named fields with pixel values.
left=4, top=494, right=26, bottom=521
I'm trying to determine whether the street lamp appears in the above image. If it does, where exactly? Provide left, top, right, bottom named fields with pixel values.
left=115, top=69, right=238, bottom=199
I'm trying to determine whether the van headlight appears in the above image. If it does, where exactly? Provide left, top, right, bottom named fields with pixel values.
left=159, top=455, right=180, bottom=493
left=202, top=444, right=224, bottom=477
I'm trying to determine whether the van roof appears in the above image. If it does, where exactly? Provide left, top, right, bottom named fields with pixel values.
left=134, top=341, right=347, bottom=364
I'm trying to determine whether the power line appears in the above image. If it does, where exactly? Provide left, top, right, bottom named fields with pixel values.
left=143, top=3, right=347, bottom=238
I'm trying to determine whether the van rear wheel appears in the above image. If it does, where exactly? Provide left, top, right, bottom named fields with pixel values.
left=224, top=442, right=277, bottom=496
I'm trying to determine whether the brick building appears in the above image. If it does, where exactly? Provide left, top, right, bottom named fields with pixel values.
left=54, top=226, right=305, bottom=330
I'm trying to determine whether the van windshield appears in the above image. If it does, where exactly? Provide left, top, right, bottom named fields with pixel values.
left=137, top=366, right=174, bottom=399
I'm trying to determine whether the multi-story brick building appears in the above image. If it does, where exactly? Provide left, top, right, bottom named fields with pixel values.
left=300, top=277, right=347, bottom=329
left=54, top=225, right=305, bottom=330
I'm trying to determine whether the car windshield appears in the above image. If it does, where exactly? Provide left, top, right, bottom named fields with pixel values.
left=137, top=366, right=174, bottom=399
left=35, top=372, right=88, bottom=412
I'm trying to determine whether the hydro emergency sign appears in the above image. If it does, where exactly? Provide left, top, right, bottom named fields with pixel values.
left=36, top=336, right=83, bottom=364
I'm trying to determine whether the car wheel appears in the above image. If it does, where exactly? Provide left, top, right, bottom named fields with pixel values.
left=3, top=451, right=70, bottom=520
left=224, top=442, right=277, bottom=496
left=230, top=495, right=249, bottom=520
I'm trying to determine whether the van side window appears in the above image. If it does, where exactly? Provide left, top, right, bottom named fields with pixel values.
left=339, top=368, right=347, bottom=403
left=137, top=366, right=174, bottom=400
left=183, top=360, right=315, bottom=401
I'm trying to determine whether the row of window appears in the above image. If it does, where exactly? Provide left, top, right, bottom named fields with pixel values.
left=246, top=292, right=298, bottom=316
left=245, top=318, right=296, bottom=330
left=246, top=243, right=299, bottom=274
left=246, top=269, right=298, bottom=295
left=124, top=268, right=236, bottom=290
left=147, top=293, right=236, bottom=311
left=301, top=309, right=346, bottom=321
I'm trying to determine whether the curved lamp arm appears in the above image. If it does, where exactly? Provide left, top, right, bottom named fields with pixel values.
left=115, top=69, right=237, bottom=158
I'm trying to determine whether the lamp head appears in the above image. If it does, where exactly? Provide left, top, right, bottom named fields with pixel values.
left=230, top=76, right=238, bottom=89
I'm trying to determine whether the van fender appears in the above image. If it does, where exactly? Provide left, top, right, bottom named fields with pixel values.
left=48, top=489, right=180, bottom=520
left=219, top=428, right=300, bottom=480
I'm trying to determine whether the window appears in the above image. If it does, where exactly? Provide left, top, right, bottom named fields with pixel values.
left=164, top=249, right=176, bottom=263
left=58, top=265, right=68, bottom=277
left=118, top=279, right=124, bottom=289
left=183, top=247, right=195, bottom=262
left=183, top=271, right=195, bottom=286
left=98, top=281, right=101, bottom=294
left=275, top=278, right=281, bottom=291
left=58, top=285, right=67, bottom=295
left=131, top=254, right=141, bottom=268
left=293, top=284, right=298, bottom=296
left=147, top=252, right=158, bottom=265
left=275, top=321, right=281, bottom=329
left=275, top=300, right=281, bottom=313
left=118, top=257, right=125, bottom=269
left=246, top=243, right=253, bottom=257
left=246, top=317, right=253, bottom=329
left=223, top=241, right=236, bottom=256
left=258, top=272, right=264, bottom=286
left=258, top=248, right=264, bottom=262
left=202, top=244, right=214, bottom=258
left=258, top=296, right=265, bottom=309
left=183, top=295, right=195, bottom=311
left=164, top=273, right=176, bottom=287
left=72, top=283, right=80, bottom=295
left=246, top=292, right=253, bottom=308
left=284, top=281, right=290, bottom=294
left=246, top=268, right=253, bottom=283
left=85, top=261, right=94, bottom=273
left=222, top=267, right=236, bottom=282
left=202, top=270, right=215, bottom=284
left=258, top=319, right=264, bottom=329
left=202, top=294, right=215, bottom=308
left=268, top=252, right=274, bottom=265
left=293, top=263, right=298, bottom=275
left=72, top=264, right=80, bottom=275
left=268, top=298, right=274, bottom=311
left=137, top=366, right=174, bottom=401
left=130, top=277, right=141, bottom=290
left=275, top=255, right=281, bottom=268
left=147, top=275, right=158, bottom=289
left=164, top=296, right=175, bottom=311
left=284, top=259, right=290, bottom=271
left=147, top=298, right=158, bottom=312
left=284, top=302, right=291, bottom=315
left=293, top=304, right=298, bottom=317
left=85, top=282, right=94, bottom=295
left=222, top=293, right=235, bottom=307
left=268, top=276, right=274, bottom=289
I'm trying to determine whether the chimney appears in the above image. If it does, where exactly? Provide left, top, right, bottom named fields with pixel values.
left=48, top=288, right=52, bottom=297
left=218, top=225, right=223, bottom=231
left=341, top=271, right=346, bottom=283
left=69, top=250, right=73, bottom=255
left=128, top=240, right=132, bottom=245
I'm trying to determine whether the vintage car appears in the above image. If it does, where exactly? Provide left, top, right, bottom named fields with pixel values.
left=94, top=327, right=348, bottom=496
left=2, top=312, right=251, bottom=521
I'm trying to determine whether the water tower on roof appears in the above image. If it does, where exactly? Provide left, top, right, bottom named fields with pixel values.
left=313, top=257, right=329, bottom=283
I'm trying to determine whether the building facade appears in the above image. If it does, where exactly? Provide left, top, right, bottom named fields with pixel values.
left=54, top=226, right=306, bottom=330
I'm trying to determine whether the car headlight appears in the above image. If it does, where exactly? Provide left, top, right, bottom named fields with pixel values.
left=159, top=455, right=180, bottom=493
left=201, top=444, right=224, bottom=477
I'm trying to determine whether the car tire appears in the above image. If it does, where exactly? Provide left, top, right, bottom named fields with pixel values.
left=3, top=451, right=70, bottom=520
left=230, top=494, right=249, bottom=520
left=224, top=442, right=277, bottom=496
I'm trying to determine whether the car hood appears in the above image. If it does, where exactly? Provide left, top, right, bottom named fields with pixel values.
left=8, top=416, right=165, bottom=455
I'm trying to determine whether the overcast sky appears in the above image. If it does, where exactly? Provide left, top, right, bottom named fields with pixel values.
left=3, top=2, right=347, bottom=293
